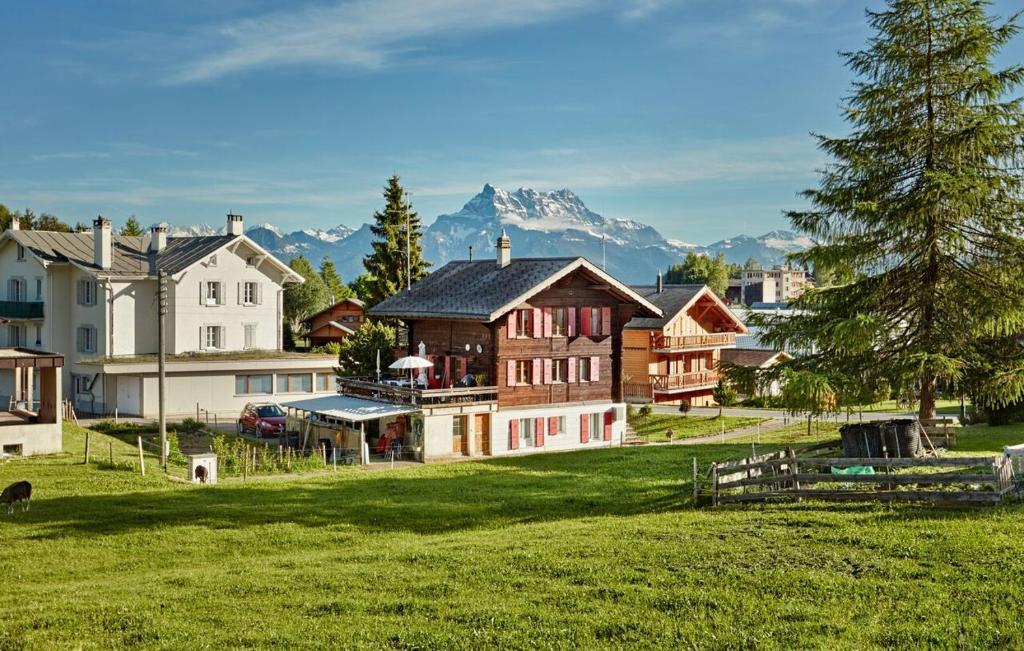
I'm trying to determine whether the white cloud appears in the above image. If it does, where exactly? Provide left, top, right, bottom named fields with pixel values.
left=31, top=142, right=198, bottom=162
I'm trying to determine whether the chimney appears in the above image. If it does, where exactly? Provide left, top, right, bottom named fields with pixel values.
left=93, top=216, right=112, bottom=269
left=656, top=270, right=664, bottom=294
left=9, top=215, right=19, bottom=231
left=496, top=229, right=511, bottom=268
left=150, top=224, right=167, bottom=253
left=226, top=212, right=244, bottom=236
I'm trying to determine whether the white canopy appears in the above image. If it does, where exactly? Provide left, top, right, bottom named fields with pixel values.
left=389, top=355, right=433, bottom=370
left=282, top=394, right=420, bottom=422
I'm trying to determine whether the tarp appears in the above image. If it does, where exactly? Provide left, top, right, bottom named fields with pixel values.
left=831, top=466, right=876, bottom=475
left=282, top=394, right=420, bottom=423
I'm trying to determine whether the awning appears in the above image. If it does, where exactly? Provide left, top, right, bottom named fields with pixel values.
left=281, top=394, right=420, bottom=422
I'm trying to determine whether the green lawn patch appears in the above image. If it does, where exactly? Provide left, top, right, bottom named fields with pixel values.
left=2, top=422, right=1024, bottom=648
left=630, top=414, right=765, bottom=441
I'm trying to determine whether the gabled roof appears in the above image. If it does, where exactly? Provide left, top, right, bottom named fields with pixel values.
left=369, top=257, right=662, bottom=322
left=721, top=348, right=792, bottom=368
left=303, top=297, right=367, bottom=324
left=156, top=235, right=237, bottom=274
left=626, top=284, right=747, bottom=332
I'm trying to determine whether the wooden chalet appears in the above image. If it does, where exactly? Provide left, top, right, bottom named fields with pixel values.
left=303, top=298, right=365, bottom=347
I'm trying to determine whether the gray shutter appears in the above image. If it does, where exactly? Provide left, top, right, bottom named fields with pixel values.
left=257, top=283, right=263, bottom=305
left=200, top=281, right=204, bottom=306
left=237, top=282, right=243, bottom=305
left=218, top=282, right=226, bottom=306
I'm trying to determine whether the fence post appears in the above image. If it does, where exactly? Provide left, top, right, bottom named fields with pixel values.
left=84, top=431, right=91, bottom=464
left=710, top=463, right=719, bottom=507
left=109, top=442, right=113, bottom=466
left=137, top=436, right=145, bottom=477
left=692, top=457, right=699, bottom=506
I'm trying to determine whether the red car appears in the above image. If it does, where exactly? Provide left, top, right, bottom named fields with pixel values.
left=238, top=402, right=287, bottom=437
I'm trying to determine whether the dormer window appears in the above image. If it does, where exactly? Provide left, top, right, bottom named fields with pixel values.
left=246, top=256, right=256, bottom=267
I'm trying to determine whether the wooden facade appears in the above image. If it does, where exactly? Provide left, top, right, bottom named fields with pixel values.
left=305, top=299, right=365, bottom=346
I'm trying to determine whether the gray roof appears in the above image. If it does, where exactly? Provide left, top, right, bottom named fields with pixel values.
left=369, top=257, right=662, bottom=322
left=9, top=231, right=247, bottom=277
left=625, top=284, right=706, bottom=329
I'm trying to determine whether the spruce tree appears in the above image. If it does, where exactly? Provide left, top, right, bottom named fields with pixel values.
left=362, top=175, right=430, bottom=306
left=319, top=257, right=351, bottom=304
left=120, top=215, right=144, bottom=236
left=755, top=1, right=1024, bottom=419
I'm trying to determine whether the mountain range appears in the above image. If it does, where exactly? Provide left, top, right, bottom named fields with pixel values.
left=170, top=185, right=813, bottom=284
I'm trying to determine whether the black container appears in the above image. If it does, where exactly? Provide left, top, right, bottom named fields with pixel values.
left=839, top=423, right=884, bottom=458
left=883, top=419, right=921, bottom=458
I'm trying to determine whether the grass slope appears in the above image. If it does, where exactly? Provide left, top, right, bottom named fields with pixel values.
left=630, top=414, right=764, bottom=441
left=1, top=424, right=1024, bottom=648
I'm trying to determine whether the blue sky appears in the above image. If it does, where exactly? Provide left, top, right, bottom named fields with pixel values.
left=1, top=0, right=1022, bottom=243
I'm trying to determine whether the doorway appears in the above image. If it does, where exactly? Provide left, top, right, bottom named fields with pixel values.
left=473, top=413, right=490, bottom=455
left=452, top=415, right=469, bottom=455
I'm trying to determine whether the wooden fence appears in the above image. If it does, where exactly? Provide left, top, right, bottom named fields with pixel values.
left=697, top=443, right=1017, bottom=506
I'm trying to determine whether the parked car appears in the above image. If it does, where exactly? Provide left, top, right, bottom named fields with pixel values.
left=238, top=403, right=287, bottom=437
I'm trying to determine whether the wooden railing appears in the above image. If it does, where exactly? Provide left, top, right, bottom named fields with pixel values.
left=650, top=371, right=720, bottom=392
left=624, top=382, right=654, bottom=403
left=337, top=377, right=498, bottom=406
left=652, top=333, right=735, bottom=351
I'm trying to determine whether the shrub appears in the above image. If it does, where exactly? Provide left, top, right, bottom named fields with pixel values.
left=177, top=418, right=205, bottom=434
left=678, top=400, right=691, bottom=417
left=311, top=342, right=342, bottom=356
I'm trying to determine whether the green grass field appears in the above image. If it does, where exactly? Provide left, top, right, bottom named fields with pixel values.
left=2, top=422, right=1024, bottom=648
left=629, top=414, right=765, bottom=441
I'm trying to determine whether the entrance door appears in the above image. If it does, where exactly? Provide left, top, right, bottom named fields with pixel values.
left=116, top=376, right=141, bottom=416
left=452, top=415, right=469, bottom=455
left=474, top=413, right=490, bottom=455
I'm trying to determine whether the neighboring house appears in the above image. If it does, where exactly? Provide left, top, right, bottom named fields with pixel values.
left=721, top=347, right=793, bottom=398
left=622, top=277, right=747, bottom=406
left=303, top=298, right=366, bottom=347
left=740, top=264, right=810, bottom=306
left=0, top=348, right=63, bottom=456
left=0, top=214, right=337, bottom=418
left=330, top=231, right=662, bottom=461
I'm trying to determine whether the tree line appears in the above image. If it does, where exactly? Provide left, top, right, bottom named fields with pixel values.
left=0, top=203, right=148, bottom=236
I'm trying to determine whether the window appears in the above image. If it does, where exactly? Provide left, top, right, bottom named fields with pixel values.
left=590, top=412, right=604, bottom=441
left=242, top=281, right=258, bottom=305
left=551, top=307, right=567, bottom=336
left=205, top=281, right=221, bottom=306
left=34, top=278, right=42, bottom=300
left=518, top=418, right=535, bottom=447
left=7, top=324, right=25, bottom=347
left=2, top=443, right=23, bottom=456
left=516, top=308, right=533, bottom=338
left=74, top=375, right=92, bottom=395
left=77, top=279, right=96, bottom=306
left=236, top=374, right=272, bottom=395
left=204, top=325, right=223, bottom=350
left=243, top=324, right=256, bottom=350
left=552, top=416, right=566, bottom=435
left=453, top=415, right=467, bottom=439
left=342, top=315, right=357, bottom=323
left=552, top=358, right=568, bottom=383
left=7, top=278, right=25, bottom=302
left=76, top=325, right=96, bottom=353
left=315, top=373, right=331, bottom=392
left=246, top=256, right=256, bottom=267
left=277, top=373, right=312, bottom=393
left=579, top=357, right=592, bottom=382
left=16, top=244, right=24, bottom=261
left=208, top=254, right=218, bottom=267
left=590, top=307, right=602, bottom=336
left=515, top=359, right=531, bottom=385
left=34, top=325, right=41, bottom=347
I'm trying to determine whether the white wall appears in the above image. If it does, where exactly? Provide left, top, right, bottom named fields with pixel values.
left=110, top=279, right=158, bottom=356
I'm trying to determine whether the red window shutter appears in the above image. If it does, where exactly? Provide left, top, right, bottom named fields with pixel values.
left=568, top=307, right=576, bottom=337
left=532, top=358, right=542, bottom=385
left=548, top=416, right=559, bottom=435
left=533, top=308, right=543, bottom=338
left=603, top=410, right=613, bottom=441
left=591, top=356, right=600, bottom=382
left=543, top=358, right=552, bottom=385
left=507, top=312, right=517, bottom=339
left=580, top=306, right=592, bottom=336
left=601, top=307, right=612, bottom=336
left=535, top=417, right=545, bottom=447
left=509, top=419, right=519, bottom=450
left=568, top=357, right=577, bottom=383
left=506, top=359, right=517, bottom=387
left=543, top=307, right=553, bottom=337
left=427, top=355, right=436, bottom=379
left=580, top=413, right=590, bottom=443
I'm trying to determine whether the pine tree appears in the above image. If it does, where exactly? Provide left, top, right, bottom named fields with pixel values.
left=319, top=257, right=351, bottom=304
left=120, top=215, right=144, bottom=236
left=283, top=256, right=330, bottom=337
left=754, top=1, right=1024, bottom=419
left=362, top=175, right=430, bottom=306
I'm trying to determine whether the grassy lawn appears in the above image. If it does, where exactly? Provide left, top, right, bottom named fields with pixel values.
left=859, top=398, right=963, bottom=415
left=3, top=423, right=1024, bottom=648
left=630, top=414, right=765, bottom=441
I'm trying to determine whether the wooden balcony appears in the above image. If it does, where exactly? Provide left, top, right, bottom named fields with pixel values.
left=651, top=332, right=735, bottom=352
left=337, top=377, right=498, bottom=406
left=650, top=370, right=720, bottom=393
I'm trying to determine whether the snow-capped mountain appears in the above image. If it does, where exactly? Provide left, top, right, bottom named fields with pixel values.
left=169, top=223, right=222, bottom=237
left=169, top=185, right=811, bottom=284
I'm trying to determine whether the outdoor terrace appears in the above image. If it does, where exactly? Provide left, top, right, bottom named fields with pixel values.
left=651, top=332, right=735, bottom=352
left=337, top=376, right=498, bottom=406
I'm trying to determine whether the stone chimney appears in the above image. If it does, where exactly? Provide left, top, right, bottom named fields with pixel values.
left=656, top=270, right=664, bottom=294
left=9, top=215, right=19, bottom=231
left=226, top=212, right=244, bottom=236
left=93, top=216, right=112, bottom=269
left=150, top=224, right=167, bottom=253
left=496, top=229, right=511, bottom=269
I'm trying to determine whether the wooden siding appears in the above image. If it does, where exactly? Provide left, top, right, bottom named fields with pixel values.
left=307, top=300, right=365, bottom=343
left=407, top=319, right=495, bottom=384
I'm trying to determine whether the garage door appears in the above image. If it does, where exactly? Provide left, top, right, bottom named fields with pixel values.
left=116, top=377, right=141, bottom=416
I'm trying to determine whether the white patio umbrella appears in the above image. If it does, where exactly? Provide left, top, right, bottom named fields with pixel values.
left=389, top=355, right=433, bottom=403
left=376, top=349, right=381, bottom=383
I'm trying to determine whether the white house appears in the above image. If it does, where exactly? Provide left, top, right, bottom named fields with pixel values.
left=0, top=214, right=337, bottom=418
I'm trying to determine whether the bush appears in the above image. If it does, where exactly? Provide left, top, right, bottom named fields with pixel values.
left=176, top=418, right=205, bottom=434
left=311, top=342, right=342, bottom=356
left=678, top=400, right=691, bottom=417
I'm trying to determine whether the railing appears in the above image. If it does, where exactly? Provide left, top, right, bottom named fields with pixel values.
left=0, top=301, right=43, bottom=319
left=651, top=371, right=720, bottom=392
left=652, top=332, right=735, bottom=351
left=338, top=377, right=498, bottom=406
left=624, top=382, right=654, bottom=403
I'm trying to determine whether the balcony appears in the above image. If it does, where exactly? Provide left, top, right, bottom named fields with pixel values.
left=651, top=370, right=721, bottom=393
left=0, top=301, right=44, bottom=320
left=338, top=376, right=498, bottom=406
left=651, top=333, right=735, bottom=352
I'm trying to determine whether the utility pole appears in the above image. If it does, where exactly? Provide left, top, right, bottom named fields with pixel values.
left=406, top=206, right=411, bottom=291
left=158, top=271, right=167, bottom=469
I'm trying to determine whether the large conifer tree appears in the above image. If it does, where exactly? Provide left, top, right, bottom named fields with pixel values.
left=362, top=175, right=430, bottom=306
left=756, top=1, right=1024, bottom=419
